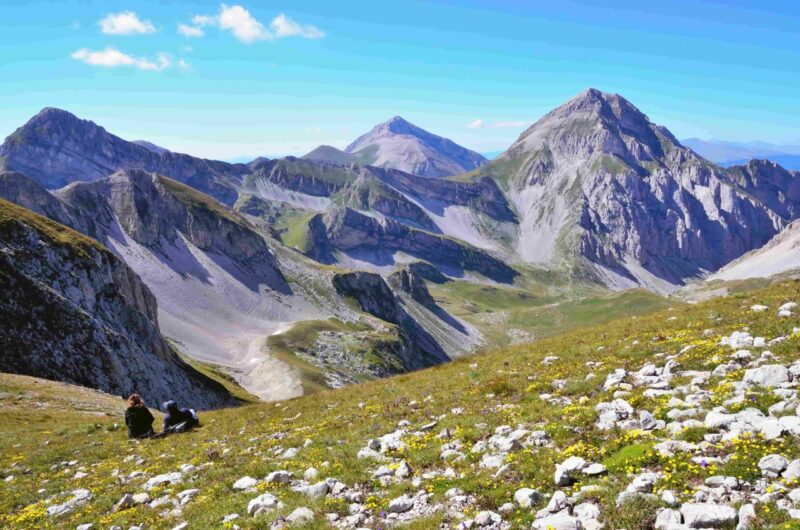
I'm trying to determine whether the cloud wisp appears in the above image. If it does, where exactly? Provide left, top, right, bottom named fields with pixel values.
left=99, top=11, right=156, bottom=35
left=71, top=47, right=174, bottom=71
left=179, top=4, right=324, bottom=44
left=465, top=119, right=484, bottom=129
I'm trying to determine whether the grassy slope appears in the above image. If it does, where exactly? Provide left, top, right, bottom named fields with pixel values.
left=5, top=281, right=800, bottom=528
left=430, top=279, right=674, bottom=347
left=267, top=319, right=404, bottom=394
left=0, top=197, right=108, bottom=258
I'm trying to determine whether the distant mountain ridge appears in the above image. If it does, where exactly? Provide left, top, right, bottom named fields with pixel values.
left=343, top=116, right=488, bottom=177
left=683, top=138, right=800, bottom=170
left=0, top=107, right=247, bottom=205
left=2, top=91, right=799, bottom=295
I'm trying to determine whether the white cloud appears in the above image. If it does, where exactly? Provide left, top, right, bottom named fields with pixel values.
left=99, top=11, right=156, bottom=35
left=269, top=13, right=324, bottom=39
left=178, top=58, right=191, bottom=70
left=466, top=118, right=484, bottom=129
left=178, top=24, right=204, bottom=38
left=191, top=15, right=217, bottom=26
left=218, top=4, right=269, bottom=43
left=489, top=121, right=527, bottom=129
left=182, top=5, right=325, bottom=44
left=70, top=47, right=171, bottom=71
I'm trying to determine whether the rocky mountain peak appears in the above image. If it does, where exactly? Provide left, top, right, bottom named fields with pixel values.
left=344, top=117, right=487, bottom=178
left=510, top=88, right=674, bottom=164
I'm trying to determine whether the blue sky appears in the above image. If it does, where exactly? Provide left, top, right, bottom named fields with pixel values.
left=1, top=0, right=799, bottom=160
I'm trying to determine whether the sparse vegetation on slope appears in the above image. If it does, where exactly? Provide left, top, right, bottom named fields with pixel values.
left=5, top=281, right=800, bottom=528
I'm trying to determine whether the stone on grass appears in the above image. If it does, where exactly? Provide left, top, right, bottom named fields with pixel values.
left=233, top=476, right=259, bottom=491
left=247, top=493, right=279, bottom=517
left=655, top=509, right=682, bottom=530
left=743, top=365, right=790, bottom=387
left=680, top=503, right=737, bottom=528
left=514, top=487, right=542, bottom=508
left=475, top=510, right=502, bottom=526
left=296, top=481, right=329, bottom=499
left=532, top=512, right=582, bottom=530
left=286, top=507, right=315, bottom=524
left=388, top=494, right=413, bottom=513
left=758, top=454, right=789, bottom=477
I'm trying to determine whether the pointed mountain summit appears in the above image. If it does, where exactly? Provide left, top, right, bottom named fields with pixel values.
left=344, top=116, right=487, bottom=177
left=476, top=88, right=800, bottom=289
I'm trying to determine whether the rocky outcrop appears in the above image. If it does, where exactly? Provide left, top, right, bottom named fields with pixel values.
left=0, top=108, right=246, bottom=204
left=726, top=159, right=800, bottom=221
left=303, top=213, right=335, bottom=264
left=52, top=170, right=285, bottom=281
left=323, top=207, right=517, bottom=283
left=0, top=197, right=235, bottom=408
left=335, top=174, right=437, bottom=230
left=332, top=272, right=400, bottom=324
left=387, top=265, right=438, bottom=308
left=344, top=116, right=487, bottom=178
left=332, top=271, right=450, bottom=368
left=374, top=168, right=516, bottom=223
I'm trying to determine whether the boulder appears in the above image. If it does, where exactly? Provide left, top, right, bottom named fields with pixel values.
left=247, top=493, right=279, bottom=517
left=680, top=503, right=737, bottom=528
left=743, top=365, right=790, bottom=387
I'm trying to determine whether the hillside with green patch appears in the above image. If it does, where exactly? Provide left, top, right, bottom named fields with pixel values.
left=5, top=281, right=800, bottom=528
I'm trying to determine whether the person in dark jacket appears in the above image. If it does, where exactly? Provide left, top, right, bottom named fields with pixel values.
left=125, top=394, right=155, bottom=439
left=161, top=400, right=200, bottom=434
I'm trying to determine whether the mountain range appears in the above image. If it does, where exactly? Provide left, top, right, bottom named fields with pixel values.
left=683, top=138, right=800, bottom=170
left=2, top=87, right=800, bottom=403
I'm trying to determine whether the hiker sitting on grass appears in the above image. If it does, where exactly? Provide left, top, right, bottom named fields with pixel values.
left=125, top=394, right=155, bottom=439
left=161, top=400, right=200, bottom=434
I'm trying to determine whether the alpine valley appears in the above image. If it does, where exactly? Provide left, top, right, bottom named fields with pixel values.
left=2, top=88, right=800, bottom=404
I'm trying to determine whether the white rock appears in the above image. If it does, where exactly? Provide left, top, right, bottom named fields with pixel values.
left=554, top=456, right=587, bottom=486
left=743, top=365, right=790, bottom=387
left=759, top=453, right=789, bottom=477
left=475, top=510, right=502, bottom=526
left=582, top=463, right=607, bottom=476
left=784, top=459, right=800, bottom=481
left=737, top=504, right=756, bottom=530
left=514, top=487, right=542, bottom=508
left=655, top=508, right=682, bottom=530
left=247, top=493, right=279, bottom=516
left=144, top=472, right=183, bottom=490
left=233, top=476, right=259, bottom=491
left=286, top=507, right=315, bottom=524
left=388, top=494, right=413, bottom=513
left=295, top=481, right=329, bottom=499
left=750, top=304, right=768, bottom=312
left=532, top=512, right=582, bottom=530
left=680, top=503, right=737, bottom=528
left=265, top=470, right=293, bottom=484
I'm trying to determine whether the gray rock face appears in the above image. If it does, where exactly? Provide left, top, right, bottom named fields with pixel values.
left=0, top=197, right=235, bottom=408
left=331, top=271, right=453, bottom=368
left=479, top=88, right=799, bottom=288
left=344, top=116, right=488, bottom=178
left=0, top=107, right=246, bottom=204
left=322, top=207, right=517, bottom=283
